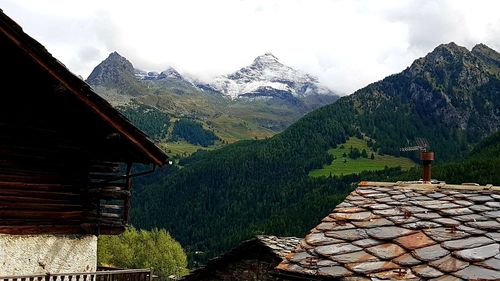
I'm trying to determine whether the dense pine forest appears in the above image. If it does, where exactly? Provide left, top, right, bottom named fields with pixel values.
left=172, top=118, right=219, bottom=147
left=118, top=104, right=170, bottom=140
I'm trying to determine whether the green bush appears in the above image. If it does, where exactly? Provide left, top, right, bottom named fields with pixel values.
left=98, top=227, right=189, bottom=280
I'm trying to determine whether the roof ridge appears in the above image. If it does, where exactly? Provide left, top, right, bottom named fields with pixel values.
left=359, top=181, right=500, bottom=192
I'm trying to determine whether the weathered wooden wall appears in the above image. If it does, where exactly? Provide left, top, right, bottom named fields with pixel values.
left=0, top=26, right=132, bottom=235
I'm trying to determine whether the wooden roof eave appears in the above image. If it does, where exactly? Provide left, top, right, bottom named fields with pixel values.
left=0, top=10, right=168, bottom=166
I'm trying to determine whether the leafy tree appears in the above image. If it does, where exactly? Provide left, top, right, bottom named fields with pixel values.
left=361, top=149, right=368, bottom=158
left=98, top=227, right=189, bottom=280
left=349, top=148, right=361, bottom=159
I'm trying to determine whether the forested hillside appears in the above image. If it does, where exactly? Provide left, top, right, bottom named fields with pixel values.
left=117, top=103, right=170, bottom=140
left=130, top=42, right=500, bottom=262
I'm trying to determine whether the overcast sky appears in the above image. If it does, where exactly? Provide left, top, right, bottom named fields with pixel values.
left=3, top=0, right=500, bottom=94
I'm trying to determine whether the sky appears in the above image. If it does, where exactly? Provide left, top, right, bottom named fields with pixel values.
left=2, top=0, right=500, bottom=95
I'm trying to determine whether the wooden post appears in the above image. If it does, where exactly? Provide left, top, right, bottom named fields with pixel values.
left=122, top=163, right=133, bottom=224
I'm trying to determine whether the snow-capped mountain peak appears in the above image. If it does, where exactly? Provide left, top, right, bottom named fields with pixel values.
left=134, top=66, right=184, bottom=81
left=158, top=67, right=183, bottom=80
left=209, top=53, right=334, bottom=99
left=252, top=53, right=280, bottom=66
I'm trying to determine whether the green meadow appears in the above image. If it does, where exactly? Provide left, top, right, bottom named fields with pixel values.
left=309, top=137, right=416, bottom=177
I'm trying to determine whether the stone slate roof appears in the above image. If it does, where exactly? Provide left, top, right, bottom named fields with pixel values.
left=276, top=181, right=500, bottom=281
left=257, top=235, right=302, bottom=259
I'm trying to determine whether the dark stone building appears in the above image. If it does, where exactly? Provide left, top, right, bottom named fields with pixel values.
left=181, top=236, right=300, bottom=281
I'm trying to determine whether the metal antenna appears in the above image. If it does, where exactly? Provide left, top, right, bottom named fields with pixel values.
left=400, top=137, right=429, bottom=152
left=400, top=138, right=434, bottom=183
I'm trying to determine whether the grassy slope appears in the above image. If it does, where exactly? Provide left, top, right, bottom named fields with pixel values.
left=158, top=141, right=222, bottom=158
left=309, top=137, right=415, bottom=177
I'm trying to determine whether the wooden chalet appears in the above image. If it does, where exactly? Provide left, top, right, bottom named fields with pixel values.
left=0, top=9, right=167, bottom=277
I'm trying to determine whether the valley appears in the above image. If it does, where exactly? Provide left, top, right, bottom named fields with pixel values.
left=87, top=52, right=339, bottom=156
left=129, top=42, right=500, bottom=262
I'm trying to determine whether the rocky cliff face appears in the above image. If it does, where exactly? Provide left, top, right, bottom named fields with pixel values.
left=86, top=52, right=143, bottom=96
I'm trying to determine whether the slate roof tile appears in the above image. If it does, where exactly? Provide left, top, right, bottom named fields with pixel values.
left=423, top=227, right=471, bottom=242
left=454, top=213, right=488, bottom=222
left=413, top=212, right=442, bottom=220
left=351, top=217, right=394, bottom=228
left=432, top=218, right=461, bottom=226
left=325, top=229, right=369, bottom=241
left=393, top=254, right=422, bottom=268
left=478, top=257, right=500, bottom=270
left=466, top=220, right=500, bottom=230
left=315, top=243, right=361, bottom=256
left=352, top=238, right=383, bottom=248
left=369, top=268, right=419, bottom=280
left=486, top=232, right=500, bottom=242
left=387, top=215, right=419, bottom=225
left=346, top=261, right=400, bottom=274
left=316, top=221, right=356, bottom=231
left=329, top=250, right=379, bottom=263
left=429, top=255, right=469, bottom=273
left=412, top=264, right=444, bottom=278
left=365, top=243, right=406, bottom=260
left=394, top=231, right=436, bottom=250
left=305, top=232, right=344, bottom=246
left=317, top=266, right=353, bottom=277
left=438, top=207, right=474, bottom=216
left=366, top=226, right=415, bottom=240
left=441, top=236, right=494, bottom=250
left=453, top=243, right=500, bottom=262
left=333, top=211, right=375, bottom=221
left=486, top=201, right=500, bottom=208
left=456, top=224, right=487, bottom=235
left=429, top=275, right=464, bottom=281
left=452, top=265, right=500, bottom=280
left=412, top=244, right=450, bottom=261
left=276, top=182, right=500, bottom=280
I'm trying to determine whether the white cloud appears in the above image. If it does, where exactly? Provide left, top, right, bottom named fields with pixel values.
left=2, top=0, right=500, bottom=94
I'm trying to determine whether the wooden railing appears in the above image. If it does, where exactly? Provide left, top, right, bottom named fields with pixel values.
left=0, top=269, right=152, bottom=281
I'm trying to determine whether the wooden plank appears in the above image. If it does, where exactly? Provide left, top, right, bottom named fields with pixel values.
left=0, top=195, right=78, bottom=204
left=0, top=225, right=84, bottom=235
left=0, top=189, right=81, bottom=199
left=0, top=203, right=83, bottom=211
left=0, top=173, right=81, bottom=184
left=0, top=181, right=83, bottom=191
left=0, top=210, right=83, bottom=219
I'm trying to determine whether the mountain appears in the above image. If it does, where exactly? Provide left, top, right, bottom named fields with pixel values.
left=86, top=52, right=339, bottom=148
left=87, top=51, right=144, bottom=96
left=208, top=53, right=335, bottom=100
left=130, top=42, right=500, bottom=262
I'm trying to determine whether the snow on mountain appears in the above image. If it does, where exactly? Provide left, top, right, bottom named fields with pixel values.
left=134, top=67, right=184, bottom=81
left=208, top=53, right=334, bottom=99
